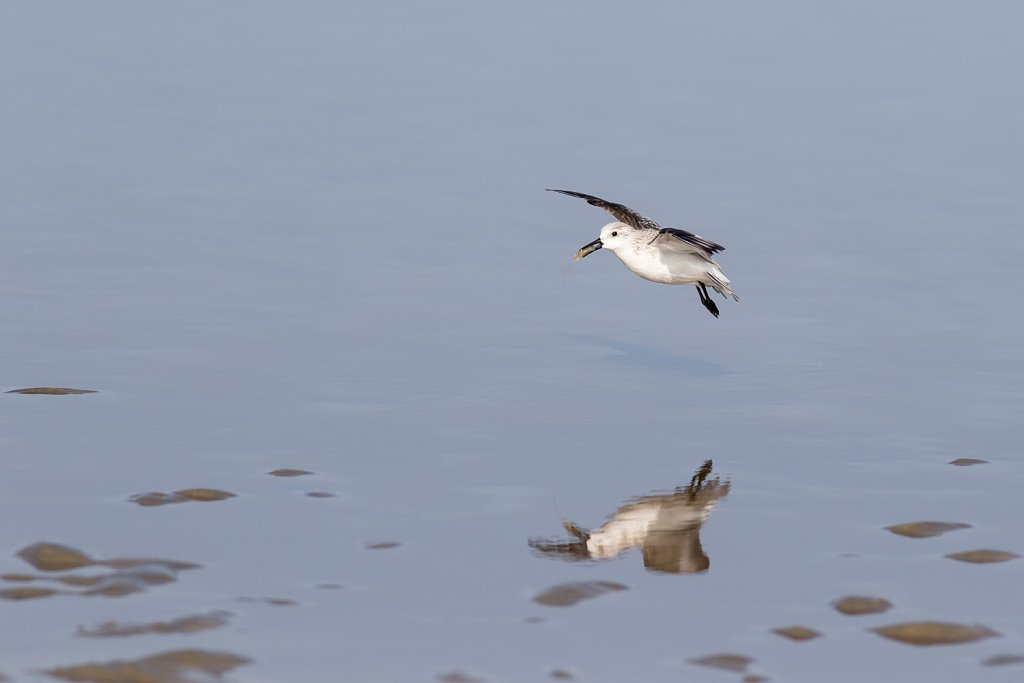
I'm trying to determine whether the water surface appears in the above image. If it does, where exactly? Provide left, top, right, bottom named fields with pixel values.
left=1, top=2, right=1023, bottom=681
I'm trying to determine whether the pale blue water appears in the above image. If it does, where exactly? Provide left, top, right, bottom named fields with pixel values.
left=2, top=2, right=1023, bottom=681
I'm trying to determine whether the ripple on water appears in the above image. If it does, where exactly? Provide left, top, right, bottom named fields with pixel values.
left=885, top=521, right=971, bottom=538
left=945, top=549, right=1020, bottom=564
left=833, top=596, right=894, bottom=616
left=46, top=649, right=249, bottom=682
left=873, top=621, right=999, bottom=646
left=533, top=580, right=627, bottom=607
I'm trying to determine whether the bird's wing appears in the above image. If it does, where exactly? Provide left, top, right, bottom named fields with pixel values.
left=651, top=227, right=725, bottom=258
left=546, top=189, right=662, bottom=231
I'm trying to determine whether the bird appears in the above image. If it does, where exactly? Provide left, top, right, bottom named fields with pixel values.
left=549, top=189, right=738, bottom=317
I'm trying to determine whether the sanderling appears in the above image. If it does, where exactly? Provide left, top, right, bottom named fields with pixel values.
left=550, top=189, right=738, bottom=317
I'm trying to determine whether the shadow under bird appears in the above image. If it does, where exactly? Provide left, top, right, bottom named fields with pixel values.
left=550, top=189, right=738, bottom=317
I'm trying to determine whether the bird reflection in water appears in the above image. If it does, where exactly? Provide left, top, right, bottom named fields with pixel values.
left=529, top=460, right=729, bottom=574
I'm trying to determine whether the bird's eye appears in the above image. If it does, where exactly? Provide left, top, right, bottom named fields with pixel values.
left=611, top=231, right=618, bottom=237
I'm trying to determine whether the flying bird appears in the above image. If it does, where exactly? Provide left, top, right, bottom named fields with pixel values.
left=550, top=189, right=738, bottom=317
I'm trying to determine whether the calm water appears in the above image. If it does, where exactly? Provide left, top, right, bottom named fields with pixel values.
left=2, top=2, right=1023, bottom=681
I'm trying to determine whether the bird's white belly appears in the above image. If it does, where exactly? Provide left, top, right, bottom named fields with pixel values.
left=614, top=249, right=708, bottom=285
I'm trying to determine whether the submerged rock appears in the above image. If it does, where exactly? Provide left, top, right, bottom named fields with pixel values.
left=982, top=654, right=1024, bottom=667
left=17, top=544, right=94, bottom=571
left=833, top=595, right=893, bottom=616
left=946, top=549, right=1019, bottom=564
left=773, top=625, right=821, bottom=641
left=6, top=387, right=96, bottom=395
left=873, top=621, right=999, bottom=646
left=688, top=653, right=753, bottom=672
left=47, top=649, right=249, bottom=682
left=885, top=521, right=971, bottom=538
left=533, top=580, right=627, bottom=607
left=130, top=489, right=235, bottom=506
left=78, top=612, right=230, bottom=637
left=268, top=468, right=313, bottom=477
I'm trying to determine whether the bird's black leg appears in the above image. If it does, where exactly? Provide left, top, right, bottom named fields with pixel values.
left=696, top=283, right=719, bottom=318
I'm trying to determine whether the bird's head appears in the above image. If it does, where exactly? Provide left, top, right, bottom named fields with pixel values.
left=573, top=222, right=632, bottom=261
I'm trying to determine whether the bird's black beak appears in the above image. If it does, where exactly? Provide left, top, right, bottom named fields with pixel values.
left=573, top=238, right=603, bottom=261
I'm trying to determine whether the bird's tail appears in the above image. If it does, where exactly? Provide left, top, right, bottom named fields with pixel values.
left=707, top=270, right=739, bottom=301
